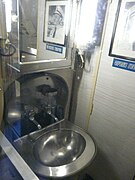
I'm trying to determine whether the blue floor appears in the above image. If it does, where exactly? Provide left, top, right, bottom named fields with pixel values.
left=0, top=156, right=22, bottom=180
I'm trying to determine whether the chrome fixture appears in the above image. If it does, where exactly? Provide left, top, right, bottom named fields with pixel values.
left=29, top=115, right=42, bottom=130
left=46, top=111, right=59, bottom=122
left=14, top=121, right=96, bottom=179
left=25, top=106, right=42, bottom=130
left=33, top=129, right=85, bottom=167
left=45, top=105, right=59, bottom=122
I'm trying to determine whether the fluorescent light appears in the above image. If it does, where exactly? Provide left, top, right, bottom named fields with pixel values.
left=75, top=0, right=98, bottom=48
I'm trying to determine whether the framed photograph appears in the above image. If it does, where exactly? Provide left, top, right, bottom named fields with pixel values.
left=43, top=0, right=68, bottom=45
left=109, top=0, right=135, bottom=61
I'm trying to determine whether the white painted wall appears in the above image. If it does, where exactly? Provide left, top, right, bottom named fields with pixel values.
left=87, top=0, right=135, bottom=179
left=74, top=51, right=100, bottom=130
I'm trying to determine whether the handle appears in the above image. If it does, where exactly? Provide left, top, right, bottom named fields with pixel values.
left=76, top=49, right=85, bottom=69
left=79, top=53, right=85, bottom=68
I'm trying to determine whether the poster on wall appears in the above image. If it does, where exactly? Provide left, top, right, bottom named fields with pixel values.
left=109, top=0, right=135, bottom=61
left=43, top=0, right=67, bottom=45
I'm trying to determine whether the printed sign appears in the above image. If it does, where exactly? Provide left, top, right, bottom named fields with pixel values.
left=46, top=43, right=63, bottom=54
left=112, top=59, right=135, bottom=72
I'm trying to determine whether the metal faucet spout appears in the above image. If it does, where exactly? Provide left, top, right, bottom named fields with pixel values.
left=29, top=116, right=42, bottom=130
left=47, top=112, right=59, bottom=122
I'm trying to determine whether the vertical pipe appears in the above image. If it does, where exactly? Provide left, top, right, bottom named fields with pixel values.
left=0, top=64, right=4, bottom=128
left=0, top=0, right=7, bottom=39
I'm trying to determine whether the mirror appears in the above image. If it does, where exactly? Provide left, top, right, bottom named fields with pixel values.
left=19, top=0, right=38, bottom=62
left=0, top=0, right=20, bottom=71
left=19, top=0, right=72, bottom=63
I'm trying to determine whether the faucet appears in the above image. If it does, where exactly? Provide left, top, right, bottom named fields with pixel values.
left=28, top=110, right=42, bottom=130
left=46, top=111, right=59, bottom=122
left=45, top=106, right=59, bottom=122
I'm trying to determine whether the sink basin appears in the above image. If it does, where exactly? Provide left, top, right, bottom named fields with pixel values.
left=33, top=129, right=86, bottom=166
left=14, top=121, right=96, bottom=178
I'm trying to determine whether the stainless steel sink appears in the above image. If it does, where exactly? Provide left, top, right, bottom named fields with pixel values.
left=33, top=129, right=86, bottom=167
left=14, top=121, right=96, bottom=178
